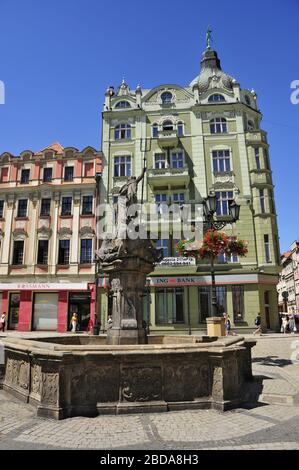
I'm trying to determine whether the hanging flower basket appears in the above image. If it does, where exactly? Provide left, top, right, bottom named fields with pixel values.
left=225, top=239, right=248, bottom=257
left=199, top=230, right=229, bottom=259
left=176, top=238, right=203, bottom=259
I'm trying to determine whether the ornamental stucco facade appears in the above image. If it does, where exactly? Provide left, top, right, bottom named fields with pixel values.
left=99, top=45, right=281, bottom=332
left=0, top=143, right=102, bottom=332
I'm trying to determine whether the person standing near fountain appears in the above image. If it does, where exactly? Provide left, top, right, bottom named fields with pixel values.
left=71, top=312, right=78, bottom=333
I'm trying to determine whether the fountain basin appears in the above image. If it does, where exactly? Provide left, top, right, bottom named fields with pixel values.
left=2, top=335, right=255, bottom=419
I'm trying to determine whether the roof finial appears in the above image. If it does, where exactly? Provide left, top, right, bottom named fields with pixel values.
left=206, top=26, right=212, bottom=50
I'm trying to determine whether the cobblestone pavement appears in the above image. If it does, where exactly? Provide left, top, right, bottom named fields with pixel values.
left=0, top=335, right=299, bottom=450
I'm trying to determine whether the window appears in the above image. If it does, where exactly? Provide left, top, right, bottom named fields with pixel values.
left=210, top=117, right=228, bottom=134
left=43, top=167, right=53, bottom=182
left=173, top=193, right=185, bottom=204
left=84, top=162, right=94, bottom=177
left=61, top=197, right=72, bottom=216
left=208, top=94, right=225, bottom=102
left=245, top=95, right=251, bottom=106
left=215, top=191, right=233, bottom=216
left=17, top=199, right=28, bottom=218
left=255, top=148, right=261, bottom=170
left=0, top=200, right=4, bottom=218
left=232, top=285, right=244, bottom=322
left=212, top=150, right=231, bottom=172
left=115, top=100, right=131, bottom=109
left=64, top=166, right=74, bottom=182
left=80, top=239, right=93, bottom=264
left=156, top=239, right=169, bottom=257
left=259, top=189, right=266, bottom=213
left=155, top=288, right=184, bottom=324
left=264, top=234, right=271, bottom=263
left=37, top=240, right=49, bottom=265
left=154, top=153, right=166, bottom=169
left=198, top=287, right=227, bottom=321
left=58, top=239, right=70, bottom=265
left=20, top=169, right=30, bottom=184
left=218, top=252, right=238, bottom=263
left=161, top=92, right=172, bottom=104
left=155, top=194, right=167, bottom=215
left=152, top=124, right=159, bottom=138
left=40, top=198, right=51, bottom=217
left=0, top=167, right=9, bottom=182
left=12, top=240, right=24, bottom=265
left=177, top=122, right=184, bottom=137
left=82, top=195, right=93, bottom=215
left=171, top=152, right=184, bottom=169
left=162, top=120, right=174, bottom=131
left=115, top=123, right=131, bottom=140
left=247, top=120, right=254, bottom=131
left=114, top=156, right=131, bottom=177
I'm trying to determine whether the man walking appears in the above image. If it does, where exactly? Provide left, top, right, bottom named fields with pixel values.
left=253, top=313, right=262, bottom=335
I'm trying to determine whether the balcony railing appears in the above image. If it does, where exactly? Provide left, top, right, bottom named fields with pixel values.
left=147, top=166, right=190, bottom=189
left=157, top=129, right=179, bottom=148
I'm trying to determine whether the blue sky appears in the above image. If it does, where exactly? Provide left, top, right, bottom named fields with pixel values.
left=0, top=0, right=298, bottom=251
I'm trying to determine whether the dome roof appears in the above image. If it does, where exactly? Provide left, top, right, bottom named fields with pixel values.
left=190, top=49, right=236, bottom=93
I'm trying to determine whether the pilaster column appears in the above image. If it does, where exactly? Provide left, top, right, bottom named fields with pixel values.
left=70, top=191, right=80, bottom=271
left=27, top=193, right=39, bottom=274
left=50, top=192, right=60, bottom=275
left=0, top=195, right=15, bottom=274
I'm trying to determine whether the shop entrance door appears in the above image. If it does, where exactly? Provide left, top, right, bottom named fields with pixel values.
left=68, top=292, right=91, bottom=331
left=8, top=293, right=20, bottom=330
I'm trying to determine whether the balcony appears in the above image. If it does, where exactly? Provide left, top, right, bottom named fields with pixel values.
left=157, top=129, right=179, bottom=148
left=250, top=171, right=272, bottom=186
left=245, top=130, right=267, bottom=145
left=147, top=166, right=190, bottom=189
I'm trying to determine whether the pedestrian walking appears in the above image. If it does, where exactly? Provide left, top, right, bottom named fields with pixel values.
left=282, top=314, right=289, bottom=334
left=71, top=312, right=78, bottom=333
left=225, top=314, right=232, bottom=336
left=253, top=313, right=262, bottom=335
left=0, top=312, right=6, bottom=332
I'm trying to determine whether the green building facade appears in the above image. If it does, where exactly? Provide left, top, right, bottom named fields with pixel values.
left=98, top=44, right=280, bottom=333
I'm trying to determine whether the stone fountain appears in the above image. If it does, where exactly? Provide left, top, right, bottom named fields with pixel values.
left=1, top=170, right=256, bottom=419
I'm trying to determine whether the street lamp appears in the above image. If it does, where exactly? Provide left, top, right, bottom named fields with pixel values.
left=202, top=192, right=241, bottom=317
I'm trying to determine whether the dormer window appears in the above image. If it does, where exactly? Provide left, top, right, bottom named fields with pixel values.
left=162, top=120, right=174, bottom=131
left=208, top=94, right=225, bottom=103
left=161, top=92, right=172, bottom=104
left=115, top=123, right=131, bottom=140
left=115, top=101, right=131, bottom=109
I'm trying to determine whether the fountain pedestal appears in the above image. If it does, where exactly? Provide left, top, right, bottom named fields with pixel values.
left=103, top=257, right=153, bottom=345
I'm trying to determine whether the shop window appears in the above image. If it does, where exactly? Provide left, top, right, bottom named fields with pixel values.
left=8, top=293, right=20, bottom=330
left=58, top=239, right=70, bottom=265
left=80, top=239, right=93, bottom=264
left=17, top=199, right=28, bottom=218
left=232, top=285, right=244, bottom=322
left=43, top=167, right=53, bottom=182
left=155, top=288, right=184, bottom=324
left=68, top=292, right=91, bottom=331
left=82, top=195, right=93, bottom=215
left=198, top=286, right=227, bottom=322
left=64, top=166, right=74, bottom=182
left=40, top=198, right=51, bottom=217
left=37, top=240, right=49, bottom=265
left=32, top=293, right=58, bottom=331
left=12, top=240, right=24, bottom=265
left=0, top=200, right=4, bottom=218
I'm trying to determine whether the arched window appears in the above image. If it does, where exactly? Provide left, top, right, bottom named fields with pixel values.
left=177, top=122, right=184, bottom=137
left=161, top=92, right=173, bottom=104
left=115, top=101, right=131, bottom=109
left=152, top=123, right=159, bottom=138
left=210, top=118, right=228, bottom=134
left=208, top=94, right=225, bottom=103
left=162, top=120, right=174, bottom=131
left=247, top=120, right=254, bottom=131
left=245, top=95, right=251, bottom=106
left=115, top=123, right=131, bottom=140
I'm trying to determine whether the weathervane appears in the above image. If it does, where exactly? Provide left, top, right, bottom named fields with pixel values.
left=206, top=26, right=212, bottom=50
